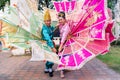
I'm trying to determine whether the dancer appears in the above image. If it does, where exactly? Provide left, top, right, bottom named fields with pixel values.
left=57, top=11, right=71, bottom=78
left=41, top=10, right=57, bottom=77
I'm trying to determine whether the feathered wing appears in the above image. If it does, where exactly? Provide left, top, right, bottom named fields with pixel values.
left=63, top=0, right=109, bottom=53
left=0, top=0, right=60, bottom=64
left=16, top=0, right=43, bottom=38
left=1, top=18, right=40, bottom=48
left=57, top=0, right=115, bottom=70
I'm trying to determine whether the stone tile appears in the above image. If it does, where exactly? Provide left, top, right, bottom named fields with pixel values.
left=0, top=52, right=120, bottom=80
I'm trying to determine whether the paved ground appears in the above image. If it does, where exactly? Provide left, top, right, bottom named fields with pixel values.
left=0, top=51, right=120, bottom=80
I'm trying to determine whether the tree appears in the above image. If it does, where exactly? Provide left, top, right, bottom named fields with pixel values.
left=107, top=0, right=118, bottom=18
left=0, top=0, right=10, bottom=11
left=107, top=0, right=117, bottom=9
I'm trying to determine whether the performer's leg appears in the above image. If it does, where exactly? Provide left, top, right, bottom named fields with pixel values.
left=48, top=61, right=54, bottom=77
left=60, top=70, right=64, bottom=78
left=44, top=61, right=49, bottom=73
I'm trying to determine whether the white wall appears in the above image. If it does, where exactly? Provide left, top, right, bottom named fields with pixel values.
left=114, top=0, right=120, bottom=39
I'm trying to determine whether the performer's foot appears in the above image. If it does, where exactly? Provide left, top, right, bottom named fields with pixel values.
left=44, top=69, right=49, bottom=73
left=60, top=70, right=64, bottom=78
left=49, top=68, right=53, bottom=77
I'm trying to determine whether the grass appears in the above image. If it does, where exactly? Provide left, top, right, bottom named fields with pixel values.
left=97, top=45, right=120, bottom=73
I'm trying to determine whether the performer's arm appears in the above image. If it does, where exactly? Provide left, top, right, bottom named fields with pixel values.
left=59, top=25, right=70, bottom=52
left=43, top=29, right=54, bottom=48
left=42, top=29, right=56, bottom=52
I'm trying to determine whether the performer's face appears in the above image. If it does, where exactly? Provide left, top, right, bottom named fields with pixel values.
left=58, top=17, right=66, bottom=26
left=44, top=20, right=51, bottom=27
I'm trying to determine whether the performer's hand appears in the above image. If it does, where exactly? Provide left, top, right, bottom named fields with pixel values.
left=90, top=38, right=94, bottom=41
left=58, top=43, right=63, bottom=52
left=52, top=48, right=57, bottom=53
left=42, top=60, right=46, bottom=62
left=58, top=47, right=62, bottom=52
left=17, top=24, right=22, bottom=27
left=56, top=23, right=59, bottom=28
left=67, top=34, right=72, bottom=40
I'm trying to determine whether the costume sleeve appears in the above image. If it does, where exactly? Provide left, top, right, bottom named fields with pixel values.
left=42, top=29, right=54, bottom=48
left=51, top=26, right=55, bottom=31
left=61, top=25, right=70, bottom=44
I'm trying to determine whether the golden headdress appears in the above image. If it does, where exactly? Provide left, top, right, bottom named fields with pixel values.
left=58, top=11, right=65, bottom=19
left=44, top=10, right=51, bottom=21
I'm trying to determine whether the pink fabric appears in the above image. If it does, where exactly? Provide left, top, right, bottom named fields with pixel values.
left=57, top=33, right=110, bottom=70
left=71, top=0, right=107, bottom=38
left=0, top=21, right=2, bottom=33
left=59, top=23, right=71, bottom=44
left=107, top=8, right=112, bottom=19
left=105, top=21, right=115, bottom=42
left=101, top=21, right=116, bottom=55
left=56, top=0, right=115, bottom=70
left=53, top=1, right=76, bottom=12
left=54, top=2, right=60, bottom=12
left=58, top=49, right=94, bottom=70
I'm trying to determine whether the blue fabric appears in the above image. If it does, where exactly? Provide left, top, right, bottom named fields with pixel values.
left=41, top=24, right=55, bottom=69
left=41, top=24, right=54, bottom=48
left=45, top=61, right=54, bottom=69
